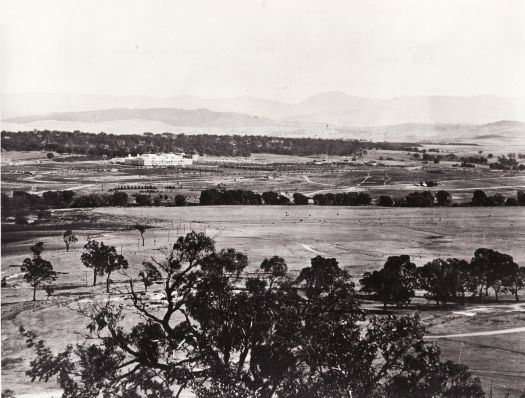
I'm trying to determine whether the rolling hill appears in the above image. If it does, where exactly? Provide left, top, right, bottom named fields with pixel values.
left=2, top=93, right=524, bottom=146
left=3, top=92, right=525, bottom=125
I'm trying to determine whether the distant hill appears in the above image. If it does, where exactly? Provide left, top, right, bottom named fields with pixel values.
left=342, top=121, right=525, bottom=145
left=2, top=93, right=524, bottom=147
left=4, top=108, right=273, bottom=128
left=3, top=92, right=525, bottom=125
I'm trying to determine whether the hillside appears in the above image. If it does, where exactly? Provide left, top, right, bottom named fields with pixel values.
left=2, top=94, right=524, bottom=147
left=3, top=92, right=525, bottom=125
left=4, top=108, right=273, bottom=128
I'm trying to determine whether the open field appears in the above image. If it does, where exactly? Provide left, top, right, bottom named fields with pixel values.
left=2, top=147, right=525, bottom=397
left=2, top=150, right=524, bottom=205
left=3, top=206, right=525, bottom=280
left=2, top=206, right=525, bottom=396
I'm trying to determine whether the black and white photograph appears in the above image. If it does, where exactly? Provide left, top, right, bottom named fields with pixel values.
left=1, top=1, right=524, bottom=397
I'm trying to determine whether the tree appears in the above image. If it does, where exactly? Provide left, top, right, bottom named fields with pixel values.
left=297, top=255, right=352, bottom=298
left=293, top=193, right=309, bottom=205
left=470, top=248, right=519, bottom=300
left=260, top=256, right=288, bottom=288
left=262, top=191, right=290, bottom=205
left=14, top=213, right=28, bottom=224
left=153, top=195, right=163, bottom=206
left=20, top=242, right=58, bottom=301
left=418, top=259, right=461, bottom=306
left=490, top=193, right=505, bottom=206
left=471, top=190, right=490, bottom=206
left=435, top=190, right=451, bottom=206
left=23, top=233, right=484, bottom=398
left=138, top=262, right=162, bottom=292
left=132, top=224, right=150, bottom=246
left=447, top=258, right=476, bottom=303
left=134, top=194, right=152, bottom=206
left=502, top=266, right=525, bottom=301
left=377, top=195, right=394, bottom=207
left=1, top=390, right=16, bottom=398
left=404, top=191, right=434, bottom=207
left=81, top=240, right=128, bottom=292
left=360, top=255, right=417, bottom=309
left=44, top=285, right=55, bottom=299
left=110, top=191, right=128, bottom=206
left=63, top=230, right=78, bottom=252
left=518, top=190, right=525, bottom=206
left=174, top=194, right=186, bottom=206
left=46, top=152, right=54, bottom=161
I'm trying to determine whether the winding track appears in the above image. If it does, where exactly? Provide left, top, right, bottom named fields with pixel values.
left=424, top=326, right=525, bottom=339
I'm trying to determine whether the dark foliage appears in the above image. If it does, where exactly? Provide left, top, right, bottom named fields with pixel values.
left=312, top=192, right=371, bottom=206
left=23, top=232, right=484, bottom=398
left=401, top=191, right=434, bottom=207
left=292, top=193, right=309, bottom=205
left=174, top=194, right=187, bottom=206
left=435, top=190, right=451, bottom=206
left=63, top=230, right=78, bottom=252
left=262, top=191, right=290, bottom=205
left=377, top=195, right=394, bottom=207
left=81, top=240, right=128, bottom=292
left=1, top=130, right=414, bottom=158
left=199, top=188, right=262, bottom=205
left=20, top=242, right=58, bottom=301
left=360, top=255, right=418, bottom=308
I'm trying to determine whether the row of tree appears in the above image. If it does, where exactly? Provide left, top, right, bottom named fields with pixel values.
left=5, top=189, right=525, bottom=222
left=21, top=231, right=485, bottom=397
left=312, top=192, right=372, bottom=206
left=360, top=249, right=524, bottom=308
left=1, top=130, right=413, bottom=158
left=1, top=190, right=189, bottom=220
left=377, top=189, right=525, bottom=207
left=411, top=151, right=525, bottom=171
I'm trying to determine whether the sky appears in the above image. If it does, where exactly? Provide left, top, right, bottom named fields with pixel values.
left=1, top=0, right=524, bottom=102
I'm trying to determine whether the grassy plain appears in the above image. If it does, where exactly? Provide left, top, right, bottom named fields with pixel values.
left=2, top=145, right=525, bottom=397
left=2, top=206, right=525, bottom=397
left=2, top=149, right=524, bottom=205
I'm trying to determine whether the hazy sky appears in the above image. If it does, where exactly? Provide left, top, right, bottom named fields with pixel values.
left=1, top=0, right=524, bottom=102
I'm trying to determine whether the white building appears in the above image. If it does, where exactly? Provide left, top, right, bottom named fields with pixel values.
left=110, top=153, right=198, bottom=167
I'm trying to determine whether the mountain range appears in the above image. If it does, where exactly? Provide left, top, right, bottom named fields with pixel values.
left=2, top=92, right=524, bottom=144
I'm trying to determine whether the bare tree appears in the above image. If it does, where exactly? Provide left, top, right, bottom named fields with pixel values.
left=63, top=229, right=78, bottom=252
left=132, top=224, right=150, bottom=246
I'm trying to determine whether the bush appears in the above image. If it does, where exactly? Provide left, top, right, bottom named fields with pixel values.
left=174, top=194, right=187, bottom=206
left=262, top=191, right=290, bottom=205
left=14, top=213, right=28, bottom=224
left=134, top=194, right=152, bottom=206
left=403, top=191, right=434, bottom=207
left=111, top=191, right=128, bottom=206
left=377, top=195, right=394, bottom=207
left=293, top=193, right=309, bottom=205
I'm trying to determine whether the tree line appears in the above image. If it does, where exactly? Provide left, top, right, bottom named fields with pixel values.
left=4, top=189, right=525, bottom=223
left=361, top=249, right=524, bottom=308
left=377, top=189, right=525, bottom=207
left=20, top=231, right=486, bottom=398
left=1, top=130, right=414, bottom=158
left=410, top=151, right=525, bottom=171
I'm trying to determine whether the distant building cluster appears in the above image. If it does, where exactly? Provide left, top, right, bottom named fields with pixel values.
left=110, top=153, right=198, bottom=167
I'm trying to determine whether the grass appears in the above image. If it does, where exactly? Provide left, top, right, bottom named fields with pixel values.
left=2, top=205, right=524, bottom=396
left=2, top=147, right=525, bottom=397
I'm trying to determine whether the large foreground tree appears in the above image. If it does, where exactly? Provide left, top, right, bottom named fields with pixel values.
left=23, top=232, right=484, bottom=398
